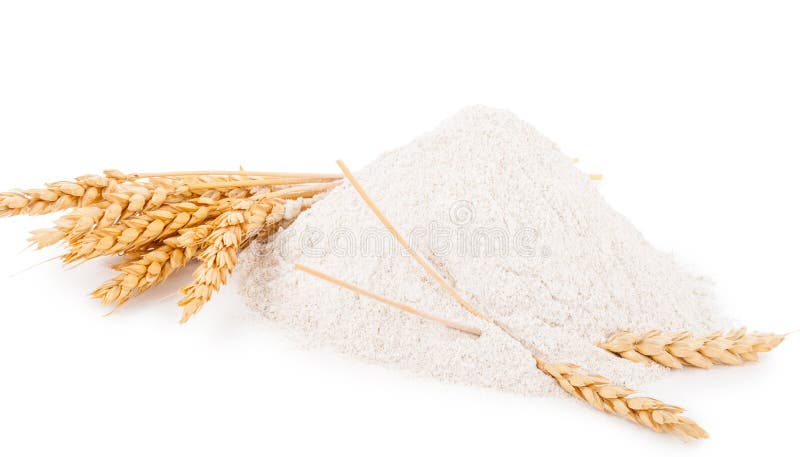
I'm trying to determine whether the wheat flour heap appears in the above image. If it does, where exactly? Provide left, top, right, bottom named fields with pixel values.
left=238, top=106, right=727, bottom=396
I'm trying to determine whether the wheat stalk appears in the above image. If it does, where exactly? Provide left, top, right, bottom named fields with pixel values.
left=335, top=159, right=706, bottom=439
left=535, top=358, right=708, bottom=439
left=598, top=328, right=786, bottom=369
left=294, top=263, right=482, bottom=336
left=125, top=170, right=342, bottom=180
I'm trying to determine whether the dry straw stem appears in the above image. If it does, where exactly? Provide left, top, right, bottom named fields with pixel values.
left=294, top=263, right=482, bottom=337
left=599, top=328, right=787, bottom=369
left=535, top=359, right=708, bottom=439
left=126, top=170, right=342, bottom=181
left=337, top=159, right=705, bottom=439
left=186, top=177, right=339, bottom=191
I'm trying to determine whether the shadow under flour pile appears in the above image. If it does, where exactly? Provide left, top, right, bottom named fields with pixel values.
left=238, top=105, right=727, bottom=396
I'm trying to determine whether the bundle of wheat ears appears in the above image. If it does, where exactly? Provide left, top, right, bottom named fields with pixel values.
left=1, top=169, right=341, bottom=322
left=0, top=163, right=787, bottom=440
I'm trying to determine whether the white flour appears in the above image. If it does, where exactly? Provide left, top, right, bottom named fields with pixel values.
left=238, top=106, right=727, bottom=396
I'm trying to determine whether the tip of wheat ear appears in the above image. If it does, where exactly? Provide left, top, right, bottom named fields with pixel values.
left=535, top=358, right=708, bottom=440
left=598, top=328, right=787, bottom=369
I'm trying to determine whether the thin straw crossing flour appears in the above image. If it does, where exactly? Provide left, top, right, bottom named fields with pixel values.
left=238, top=106, right=728, bottom=396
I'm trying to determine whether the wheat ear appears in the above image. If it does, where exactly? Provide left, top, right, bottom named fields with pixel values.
left=336, top=159, right=706, bottom=439
left=535, top=359, right=708, bottom=439
left=3, top=171, right=331, bottom=220
left=0, top=174, right=113, bottom=217
left=599, top=328, right=786, bottom=369
left=91, top=241, right=196, bottom=307
left=177, top=196, right=285, bottom=322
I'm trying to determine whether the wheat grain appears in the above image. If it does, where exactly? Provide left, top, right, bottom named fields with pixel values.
left=535, top=358, right=708, bottom=439
left=599, top=328, right=786, bottom=368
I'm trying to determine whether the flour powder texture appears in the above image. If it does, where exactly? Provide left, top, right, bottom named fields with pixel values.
left=238, top=106, right=727, bottom=396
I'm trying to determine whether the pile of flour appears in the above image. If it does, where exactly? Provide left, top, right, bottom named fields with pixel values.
left=238, top=106, right=727, bottom=396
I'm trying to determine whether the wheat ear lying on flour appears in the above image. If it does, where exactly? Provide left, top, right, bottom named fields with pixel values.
left=294, top=263, right=482, bottom=337
left=599, top=329, right=786, bottom=369
left=335, top=160, right=706, bottom=439
left=534, top=359, right=707, bottom=439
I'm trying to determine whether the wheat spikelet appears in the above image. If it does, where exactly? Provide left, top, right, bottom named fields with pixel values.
left=26, top=206, right=108, bottom=249
left=535, top=358, right=708, bottom=439
left=26, top=183, right=178, bottom=250
left=599, top=328, right=786, bottom=368
left=91, top=241, right=197, bottom=306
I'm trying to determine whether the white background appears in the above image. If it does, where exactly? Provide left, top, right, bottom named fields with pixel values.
left=1, top=1, right=798, bottom=455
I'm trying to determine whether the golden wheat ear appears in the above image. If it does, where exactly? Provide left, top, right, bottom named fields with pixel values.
left=535, top=358, right=708, bottom=440
left=1, top=175, right=114, bottom=217
left=598, top=329, right=786, bottom=368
